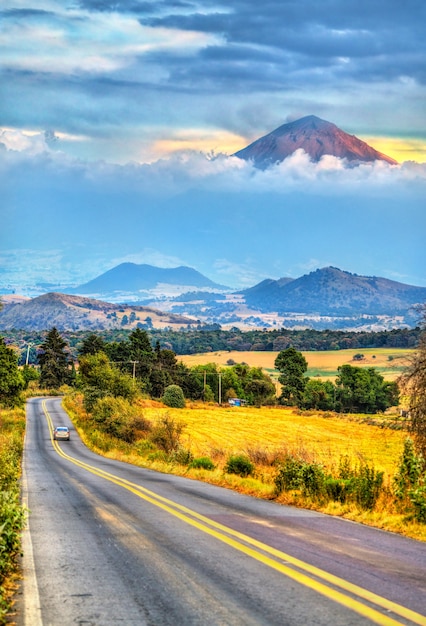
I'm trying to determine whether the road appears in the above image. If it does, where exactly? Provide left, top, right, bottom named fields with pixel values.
left=18, top=397, right=426, bottom=626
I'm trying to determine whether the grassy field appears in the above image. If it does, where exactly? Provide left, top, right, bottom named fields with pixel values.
left=141, top=403, right=405, bottom=477
left=180, top=347, right=413, bottom=382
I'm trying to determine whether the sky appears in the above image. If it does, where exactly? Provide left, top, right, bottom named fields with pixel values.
left=1, top=0, right=426, bottom=293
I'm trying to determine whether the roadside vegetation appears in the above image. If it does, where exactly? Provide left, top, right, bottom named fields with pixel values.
left=0, top=407, right=26, bottom=624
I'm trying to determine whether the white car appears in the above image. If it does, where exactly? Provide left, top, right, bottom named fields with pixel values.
left=53, top=426, right=70, bottom=441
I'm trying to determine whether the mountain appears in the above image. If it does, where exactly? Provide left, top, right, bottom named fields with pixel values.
left=233, top=115, right=398, bottom=168
left=2, top=268, right=424, bottom=332
left=66, top=263, right=230, bottom=301
left=242, top=267, right=426, bottom=316
left=0, top=292, right=199, bottom=332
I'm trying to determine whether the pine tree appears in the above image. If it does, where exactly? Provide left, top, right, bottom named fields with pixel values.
left=38, top=327, right=72, bottom=389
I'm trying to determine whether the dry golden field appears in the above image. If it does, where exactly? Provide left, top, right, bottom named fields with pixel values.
left=140, top=403, right=405, bottom=479
left=179, top=347, right=413, bottom=382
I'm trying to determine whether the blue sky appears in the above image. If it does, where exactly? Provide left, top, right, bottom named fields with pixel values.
left=1, top=0, right=426, bottom=292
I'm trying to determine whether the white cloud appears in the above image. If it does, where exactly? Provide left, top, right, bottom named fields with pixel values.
left=0, top=128, right=49, bottom=154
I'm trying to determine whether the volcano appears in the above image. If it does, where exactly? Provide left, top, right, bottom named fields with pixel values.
left=233, top=115, right=398, bottom=168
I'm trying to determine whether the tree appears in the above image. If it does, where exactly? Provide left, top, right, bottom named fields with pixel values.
left=0, top=337, right=25, bottom=407
left=162, top=384, right=186, bottom=408
left=78, top=333, right=106, bottom=356
left=335, top=364, right=399, bottom=414
left=301, top=379, right=335, bottom=411
left=400, top=308, right=426, bottom=456
left=78, top=351, right=136, bottom=412
left=38, top=327, right=72, bottom=389
left=275, top=347, right=308, bottom=406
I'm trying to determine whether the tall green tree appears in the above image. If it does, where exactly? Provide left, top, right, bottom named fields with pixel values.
left=275, top=347, right=308, bottom=406
left=78, top=333, right=106, bottom=356
left=38, top=327, right=72, bottom=389
left=0, top=337, right=25, bottom=407
left=335, top=364, right=399, bottom=414
left=400, top=307, right=426, bottom=456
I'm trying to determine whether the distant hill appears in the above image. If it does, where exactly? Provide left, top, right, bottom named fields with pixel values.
left=242, top=267, right=426, bottom=316
left=66, top=263, right=230, bottom=300
left=234, top=115, right=398, bottom=168
left=0, top=292, right=199, bottom=332
left=2, top=268, right=424, bottom=332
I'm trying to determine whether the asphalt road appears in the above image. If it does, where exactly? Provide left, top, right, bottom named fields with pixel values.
left=18, top=397, right=426, bottom=626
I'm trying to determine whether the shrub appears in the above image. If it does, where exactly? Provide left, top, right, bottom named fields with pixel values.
left=149, top=414, right=185, bottom=453
left=409, top=487, right=426, bottom=523
left=162, top=385, right=186, bottom=408
left=170, top=447, right=194, bottom=465
left=353, top=464, right=384, bottom=510
left=91, top=396, right=138, bottom=443
left=324, top=478, right=351, bottom=503
left=393, top=438, right=424, bottom=500
left=225, top=454, right=254, bottom=477
left=274, top=456, right=304, bottom=494
left=299, top=463, right=326, bottom=498
left=189, top=457, right=215, bottom=471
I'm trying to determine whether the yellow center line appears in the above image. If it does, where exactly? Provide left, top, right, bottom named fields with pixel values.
left=42, top=400, right=426, bottom=626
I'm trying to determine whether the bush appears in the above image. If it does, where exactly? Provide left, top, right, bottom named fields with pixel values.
left=162, top=385, right=186, bottom=408
left=91, top=396, right=138, bottom=443
left=409, top=487, right=426, bottom=523
left=353, top=464, right=384, bottom=510
left=299, top=463, right=326, bottom=498
left=170, top=447, right=194, bottom=465
left=225, top=454, right=254, bottom=477
left=274, top=456, right=304, bottom=494
left=189, top=457, right=215, bottom=471
left=393, top=438, right=424, bottom=500
left=149, top=414, right=185, bottom=453
left=324, top=478, right=351, bottom=503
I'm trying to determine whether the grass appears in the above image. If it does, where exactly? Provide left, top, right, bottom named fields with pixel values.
left=0, top=407, right=26, bottom=624
left=63, top=393, right=426, bottom=542
left=180, top=347, right=414, bottom=381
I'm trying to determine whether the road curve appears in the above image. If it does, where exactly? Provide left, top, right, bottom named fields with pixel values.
left=18, top=397, right=426, bottom=626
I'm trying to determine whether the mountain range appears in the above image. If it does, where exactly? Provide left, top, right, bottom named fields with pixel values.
left=233, top=115, right=398, bottom=168
left=1, top=265, right=424, bottom=332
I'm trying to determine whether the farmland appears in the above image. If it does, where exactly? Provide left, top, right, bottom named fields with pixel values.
left=179, top=347, right=413, bottom=382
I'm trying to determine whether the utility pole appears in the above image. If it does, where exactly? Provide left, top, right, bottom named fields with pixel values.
left=131, top=361, right=139, bottom=385
left=218, top=372, right=222, bottom=405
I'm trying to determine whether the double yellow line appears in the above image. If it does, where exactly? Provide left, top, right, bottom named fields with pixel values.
left=43, top=400, right=426, bottom=626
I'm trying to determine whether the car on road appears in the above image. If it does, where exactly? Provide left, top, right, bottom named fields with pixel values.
left=53, top=426, right=70, bottom=441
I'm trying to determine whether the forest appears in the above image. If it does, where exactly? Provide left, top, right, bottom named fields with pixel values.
left=7, top=325, right=422, bottom=365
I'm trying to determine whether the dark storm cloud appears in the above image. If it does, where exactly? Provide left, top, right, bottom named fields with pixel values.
left=138, top=0, right=426, bottom=85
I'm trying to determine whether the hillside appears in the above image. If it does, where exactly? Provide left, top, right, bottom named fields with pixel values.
left=242, top=267, right=426, bottom=316
left=0, top=292, right=199, bottom=332
left=234, top=115, right=397, bottom=168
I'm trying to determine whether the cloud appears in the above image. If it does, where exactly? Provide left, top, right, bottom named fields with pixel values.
left=1, top=135, right=425, bottom=291
left=1, top=0, right=425, bottom=165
